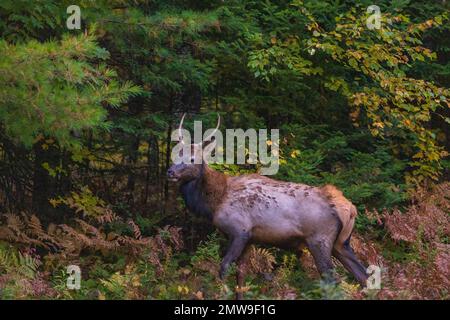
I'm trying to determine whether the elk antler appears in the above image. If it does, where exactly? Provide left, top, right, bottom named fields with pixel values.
left=178, top=113, right=186, bottom=144
left=202, top=113, right=220, bottom=145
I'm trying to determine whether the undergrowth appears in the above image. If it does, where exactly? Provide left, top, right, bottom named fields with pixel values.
left=0, top=183, right=448, bottom=300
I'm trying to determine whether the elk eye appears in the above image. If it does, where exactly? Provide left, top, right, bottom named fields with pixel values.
left=190, top=158, right=195, bottom=164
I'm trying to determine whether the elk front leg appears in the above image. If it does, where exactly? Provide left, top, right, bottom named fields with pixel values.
left=219, top=232, right=250, bottom=280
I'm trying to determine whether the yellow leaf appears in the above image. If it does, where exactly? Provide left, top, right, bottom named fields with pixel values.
left=49, top=199, right=59, bottom=208
left=132, top=276, right=141, bottom=287
left=341, top=280, right=360, bottom=295
left=290, top=150, right=300, bottom=158
left=373, top=122, right=384, bottom=128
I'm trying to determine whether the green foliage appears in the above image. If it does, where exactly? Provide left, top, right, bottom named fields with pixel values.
left=0, top=242, right=45, bottom=299
left=0, top=242, right=38, bottom=278
left=50, top=186, right=113, bottom=220
left=0, top=30, right=141, bottom=147
left=191, top=232, right=222, bottom=265
left=247, top=0, right=449, bottom=183
left=0, top=0, right=448, bottom=301
left=300, top=278, right=348, bottom=300
left=0, top=0, right=65, bottom=42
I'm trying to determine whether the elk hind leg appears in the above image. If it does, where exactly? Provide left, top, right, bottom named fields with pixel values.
left=306, top=238, right=336, bottom=283
left=332, top=237, right=368, bottom=286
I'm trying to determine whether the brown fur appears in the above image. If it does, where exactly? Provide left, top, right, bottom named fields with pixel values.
left=201, top=166, right=228, bottom=214
left=170, top=162, right=367, bottom=287
left=169, top=115, right=366, bottom=291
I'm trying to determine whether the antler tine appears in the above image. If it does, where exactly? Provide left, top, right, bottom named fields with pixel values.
left=202, top=113, right=220, bottom=144
left=178, top=113, right=186, bottom=144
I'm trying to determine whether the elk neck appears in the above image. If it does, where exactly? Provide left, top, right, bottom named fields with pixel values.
left=179, top=164, right=227, bottom=220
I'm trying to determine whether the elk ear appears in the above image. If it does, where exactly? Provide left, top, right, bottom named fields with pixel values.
left=202, top=136, right=217, bottom=163
left=203, top=135, right=216, bottom=147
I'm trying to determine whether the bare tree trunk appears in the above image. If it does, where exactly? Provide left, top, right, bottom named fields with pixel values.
left=163, top=96, right=174, bottom=212
left=125, top=98, right=143, bottom=207
left=144, top=136, right=159, bottom=206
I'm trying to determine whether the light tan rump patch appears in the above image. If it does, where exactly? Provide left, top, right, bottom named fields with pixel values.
left=320, top=184, right=357, bottom=246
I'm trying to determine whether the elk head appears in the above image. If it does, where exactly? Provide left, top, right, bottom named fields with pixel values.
left=167, top=113, right=220, bottom=183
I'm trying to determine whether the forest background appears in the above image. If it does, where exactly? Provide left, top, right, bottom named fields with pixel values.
left=0, top=0, right=449, bottom=300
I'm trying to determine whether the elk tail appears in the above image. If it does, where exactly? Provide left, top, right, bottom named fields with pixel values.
left=320, top=184, right=357, bottom=246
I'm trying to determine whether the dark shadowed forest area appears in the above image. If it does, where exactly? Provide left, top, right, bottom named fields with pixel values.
left=0, top=0, right=449, bottom=300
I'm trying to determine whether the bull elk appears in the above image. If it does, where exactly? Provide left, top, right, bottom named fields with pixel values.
left=167, top=114, right=368, bottom=299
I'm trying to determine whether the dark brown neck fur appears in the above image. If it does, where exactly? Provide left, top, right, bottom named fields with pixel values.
left=180, top=164, right=227, bottom=219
